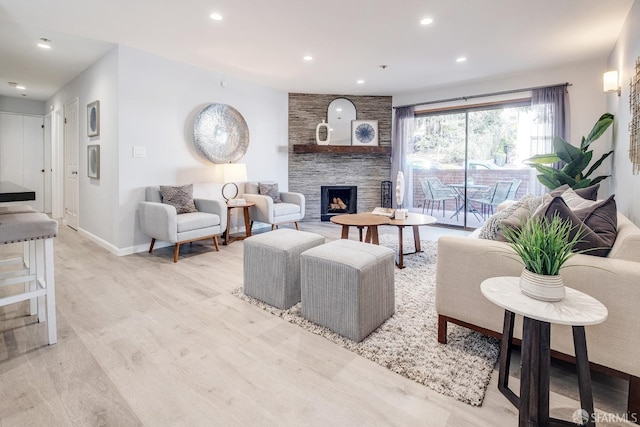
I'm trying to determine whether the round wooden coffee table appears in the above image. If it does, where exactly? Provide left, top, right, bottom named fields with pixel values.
left=330, top=213, right=391, bottom=245
left=387, top=212, right=437, bottom=268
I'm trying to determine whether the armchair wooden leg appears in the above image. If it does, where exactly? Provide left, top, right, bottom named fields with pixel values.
left=149, top=238, right=156, bottom=254
left=173, top=243, right=180, bottom=263
left=438, top=315, right=448, bottom=344
left=213, top=236, right=220, bottom=251
left=271, top=224, right=276, bottom=231
left=294, top=222, right=299, bottom=230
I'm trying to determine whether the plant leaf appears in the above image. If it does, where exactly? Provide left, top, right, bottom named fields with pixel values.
left=582, top=113, right=614, bottom=150
left=553, top=137, right=582, bottom=163
left=525, top=154, right=560, bottom=164
left=589, top=175, right=611, bottom=185
left=584, top=150, right=614, bottom=178
left=562, top=151, right=592, bottom=178
left=536, top=174, right=560, bottom=190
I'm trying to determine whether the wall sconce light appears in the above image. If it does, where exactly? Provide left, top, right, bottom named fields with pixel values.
left=603, top=71, right=621, bottom=96
left=214, top=163, right=247, bottom=201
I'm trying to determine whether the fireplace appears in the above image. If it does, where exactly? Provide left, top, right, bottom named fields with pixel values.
left=320, top=186, right=357, bottom=221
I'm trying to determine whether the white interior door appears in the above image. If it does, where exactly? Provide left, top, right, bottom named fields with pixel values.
left=64, top=99, right=79, bottom=230
left=23, top=115, right=45, bottom=212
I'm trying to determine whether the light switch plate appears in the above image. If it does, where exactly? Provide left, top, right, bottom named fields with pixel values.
left=133, top=146, right=146, bottom=158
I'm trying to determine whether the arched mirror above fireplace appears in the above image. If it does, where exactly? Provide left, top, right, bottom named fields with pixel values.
left=327, top=98, right=356, bottom=146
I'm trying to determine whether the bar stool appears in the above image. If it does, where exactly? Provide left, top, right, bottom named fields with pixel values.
left=0, top=211, right=58, bottom=345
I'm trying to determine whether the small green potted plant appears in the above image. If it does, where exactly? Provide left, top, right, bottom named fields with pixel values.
left=501, top=213, right=584, bottom=301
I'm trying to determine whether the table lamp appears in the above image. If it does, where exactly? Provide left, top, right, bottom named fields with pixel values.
left=214, top=163, right=247, bottom=201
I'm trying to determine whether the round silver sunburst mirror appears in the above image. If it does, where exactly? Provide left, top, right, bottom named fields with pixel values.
left=193, top=103, right=249, bottom=163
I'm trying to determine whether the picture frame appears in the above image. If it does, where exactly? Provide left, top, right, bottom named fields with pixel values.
left=87, top=145, right=100, bottom=179
left=351, top=120, right=378, bottom=146
left=87, top=100, right=100, bottom=137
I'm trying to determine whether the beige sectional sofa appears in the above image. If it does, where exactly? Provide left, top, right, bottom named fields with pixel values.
left=435, top=212, right=640, bottom=416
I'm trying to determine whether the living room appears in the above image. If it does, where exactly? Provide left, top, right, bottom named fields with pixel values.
left=1, top=0, right=640, bottom=425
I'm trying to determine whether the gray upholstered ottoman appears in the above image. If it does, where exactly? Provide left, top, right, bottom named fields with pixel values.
left=300, top=239, right=395, bottom=342
left=243, top=229, right=325, bottom=309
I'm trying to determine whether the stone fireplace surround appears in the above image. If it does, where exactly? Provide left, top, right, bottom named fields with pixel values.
left=288, top=93, right=392, bottom=222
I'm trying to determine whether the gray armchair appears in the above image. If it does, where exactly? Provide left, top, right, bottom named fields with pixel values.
left=139, top=187, right=227, bottom=262
left=243, top=182, right=305, bottom=231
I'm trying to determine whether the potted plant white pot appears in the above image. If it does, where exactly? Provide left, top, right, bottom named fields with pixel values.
left=502, top=213, right=584, bottom=302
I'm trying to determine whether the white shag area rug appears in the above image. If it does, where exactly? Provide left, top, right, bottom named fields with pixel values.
left=233, top=234, right=499, bottom=406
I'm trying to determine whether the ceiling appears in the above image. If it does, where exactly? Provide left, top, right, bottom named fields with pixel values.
left=0, top=0, right=634, bottom=101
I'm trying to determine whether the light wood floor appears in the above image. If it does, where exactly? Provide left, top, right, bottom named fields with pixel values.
left=0, top=222, right=632, bottom=426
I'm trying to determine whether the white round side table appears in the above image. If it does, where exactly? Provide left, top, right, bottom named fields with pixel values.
left=481, top=276, right=608, bottom=427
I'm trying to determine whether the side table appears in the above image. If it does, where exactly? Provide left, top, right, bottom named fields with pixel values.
left=481, top=277, right=608, bottom=427
left=387, top=212, right=437, bottom=268
left=223, top=201, right=255, bottom=245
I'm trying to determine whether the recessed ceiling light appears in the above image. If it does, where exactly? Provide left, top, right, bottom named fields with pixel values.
left=357, top=80, right=365, bottom=84
left=420, top=17, right=434, bottom=25
left=37, top=38, right=52, bottom=49
left=209, top=12, right=223, bottom=21
left=303, top=55, right=313, bottom=61
left=16, top=85, right=26, bottom=90
left=456, top=57, right=467, bottom=63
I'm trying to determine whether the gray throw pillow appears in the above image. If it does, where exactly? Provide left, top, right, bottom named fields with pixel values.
left=258, top=182, right=282, bottom=203
left=534, top=195, right=617, bottom=257
left=551, top=183, right=600, bottom=201
left=160, top=184, right=197, bottom=214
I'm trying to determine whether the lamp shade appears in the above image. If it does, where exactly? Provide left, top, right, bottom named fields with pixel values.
left=603, top=71, right=619, bottom=93
left=214, top=163, right=247, bottom=183
left=214, top=163, right=248, bottom=201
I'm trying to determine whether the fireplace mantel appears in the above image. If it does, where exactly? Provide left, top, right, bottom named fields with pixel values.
left=292, top=144, right=391, bottom=155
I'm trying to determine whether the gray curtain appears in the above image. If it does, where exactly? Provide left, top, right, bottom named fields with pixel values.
left=530, top=85, right=569, bottom=194
left=391, top=106, right=415, bottom=208
left=531, top=85, right=569, bottom=156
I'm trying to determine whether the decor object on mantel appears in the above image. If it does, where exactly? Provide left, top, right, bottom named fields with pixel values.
left=315, top=119, right=330, bottom=145
left=525, top=113, right=614, bottom=190
left=501, top=214, right=584, bottom=301
left=395, top=170, right=405, bottom=209
left=233, top=237, right=499, bottom=406
left=351, top=120, right=379, bottom=146
left=327, top=97, right=357, bottom=145
left=193, top=103, right=249, bottom=163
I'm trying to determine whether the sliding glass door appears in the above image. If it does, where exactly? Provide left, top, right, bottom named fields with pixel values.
left=410, top=101, right=539, bottom=228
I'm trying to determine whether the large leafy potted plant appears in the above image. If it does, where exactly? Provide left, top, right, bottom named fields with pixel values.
left=501, top=214, right=584, bottom=301
left=526, top=113, right=614, bottom=190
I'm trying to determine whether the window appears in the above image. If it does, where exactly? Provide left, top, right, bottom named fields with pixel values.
left=411, top=100, right=542, bottom=228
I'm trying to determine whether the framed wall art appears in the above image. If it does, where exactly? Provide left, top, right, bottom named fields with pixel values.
left=87, top=100, right=100, bottom=137
left=87, top=145, right=100, bottom=179
left=351, top=120, right=378, bottom=146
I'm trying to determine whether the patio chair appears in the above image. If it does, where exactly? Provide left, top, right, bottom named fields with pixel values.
left=506, top=178, right=522, bottom=201
left=468, top=180, right=513, bottom=219
left=419, top=177, right=458, bottom=217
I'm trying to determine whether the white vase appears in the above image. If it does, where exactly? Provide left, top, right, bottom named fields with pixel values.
left=519, top=269, right=565, bottom=302
left=316, top=120, right=330, bottom=145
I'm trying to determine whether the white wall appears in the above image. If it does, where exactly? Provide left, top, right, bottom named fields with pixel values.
left=393, top=59, right=613, bottom=193
left=46, top=47, right=120, bottom=247
left=0, top=95, right=45, bottom=116
left=607, top=0, right=640, bottom=224
left=46, top=45, right=289, bottom=254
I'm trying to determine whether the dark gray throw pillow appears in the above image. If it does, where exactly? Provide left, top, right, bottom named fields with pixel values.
left=258, top=182, right=282, bottom=203
left=534, top=195, right=617, bottom=257
left=160, top=184, right=198, bottom=214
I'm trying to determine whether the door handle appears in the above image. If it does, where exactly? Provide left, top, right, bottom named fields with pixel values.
left=71, top=171, right=78, bottom=175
